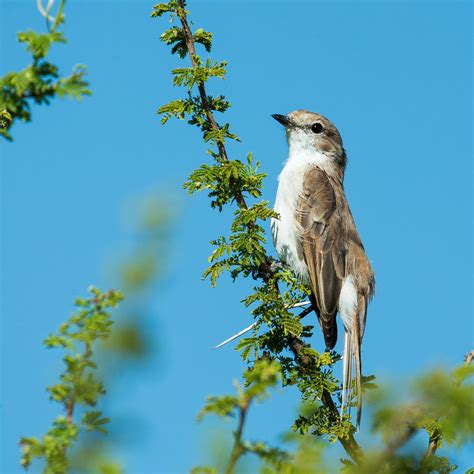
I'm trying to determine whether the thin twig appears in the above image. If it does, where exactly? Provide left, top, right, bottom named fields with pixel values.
left=66, top=397, right=74, bottom=423
left=37, top=0, right=56, bottom=24
left=384, top=425, right=417, bottom=461
left=424, top=436, right=439, bottom=460
left=224, top=400, right=250, bottom=474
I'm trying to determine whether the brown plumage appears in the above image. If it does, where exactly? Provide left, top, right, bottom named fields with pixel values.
left=272, top=110, right=375, bottom=427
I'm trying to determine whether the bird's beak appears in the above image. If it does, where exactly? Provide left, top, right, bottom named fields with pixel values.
left=272, top=114, right=292, bottom=127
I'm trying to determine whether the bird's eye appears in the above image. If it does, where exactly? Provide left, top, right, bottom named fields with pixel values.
left=311, top=123, right=324, bottom=134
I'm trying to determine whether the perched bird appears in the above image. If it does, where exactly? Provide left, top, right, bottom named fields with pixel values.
left=271, top=110, right=375, bottom=426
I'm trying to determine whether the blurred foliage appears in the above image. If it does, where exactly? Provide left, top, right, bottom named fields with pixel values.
left=0, top=0, right=90, bottom=140
left=20, top=287, right=123, bottom=473
left=68, top=193, right=173, bottom=472
left=102, top=193, right=172, bottom=358
left=20, top=194, right=172, bottom=473
left=195, top=361, right=473, bottom=473
left=195, top=359, right=289, bottom=474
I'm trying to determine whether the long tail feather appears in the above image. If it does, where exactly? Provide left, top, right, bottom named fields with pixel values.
left=341, top=298, right=365, bottom=429
left=353, top=313, right=362, bottom=430
left=341, top=329, right=353, bottom=418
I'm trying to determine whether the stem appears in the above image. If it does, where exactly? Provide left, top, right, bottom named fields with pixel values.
left=174, top=1, right=365, bottom=465
left=50, top=0, right=66, bottom=33
left=424, top=435, right=439, bottom=460
left=65, top=342, right=92, bottom=424
left=224, top=400, right=250, bottom=474
left=383, top=425, right=417, bottom=461
left=66, top=397, right=74, bottom=423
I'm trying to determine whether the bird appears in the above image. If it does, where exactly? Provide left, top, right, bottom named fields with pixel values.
left=270, top=110, right=375, bottom=427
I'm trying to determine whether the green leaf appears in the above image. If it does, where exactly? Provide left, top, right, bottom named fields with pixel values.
left=55, top=65, right=91, bottom=100
left=193, top=28, right=213, bottom=52
left=197, top=395, right=238, bottom=421
left=82, top=411, right=110, bottom=434
left=20, top=437, right=44, bottom=469
left=151, top=1, right=181, bottom=18
left=235, top=337, right=257, bottom=361
left=17, top=30, right=66, bottom=59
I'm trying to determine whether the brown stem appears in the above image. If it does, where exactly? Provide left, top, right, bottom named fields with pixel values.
left=424, top=436, right=439, bottom=460
left=174, top=1, right=364, bottom=465
left=66, top=397, right=74, bottom=423
left=383, top=425, right=417, bottom=461
left=224, top=400, right=250, bottom=474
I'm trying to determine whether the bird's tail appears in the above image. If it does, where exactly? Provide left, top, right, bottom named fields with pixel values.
left=341, top=299, right=364, bottom=429
left=309, top=292, right=338, bottom=350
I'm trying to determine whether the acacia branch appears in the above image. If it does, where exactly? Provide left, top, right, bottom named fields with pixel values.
left=66, top=397, right=74, bottom=423
left=383, top=425, right=417, bottom=462
left=176, top=1, right=247, bottom=210
left=424, top=436, right=439, bottom=460
left=224, top=400, right=250, bottom=474
left=174, top=1, right=364, bottom=465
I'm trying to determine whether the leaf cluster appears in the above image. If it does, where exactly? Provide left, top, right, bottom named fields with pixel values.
left=0, top=17, right=90, bottom=140
left=346, top=364, right=474, bottom=474
left=20, top=287, right=123, bottom=473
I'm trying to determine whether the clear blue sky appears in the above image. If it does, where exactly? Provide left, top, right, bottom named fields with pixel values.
left=1, top=1, right=472, bottom=472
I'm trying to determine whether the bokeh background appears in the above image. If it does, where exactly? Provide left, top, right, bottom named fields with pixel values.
left=1, top=0, right=472, bottom=472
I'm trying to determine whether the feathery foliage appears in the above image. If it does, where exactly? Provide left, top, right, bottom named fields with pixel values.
left=20, top=287, right=123, bottom=473
left=0, top=0, right=90, bottom=140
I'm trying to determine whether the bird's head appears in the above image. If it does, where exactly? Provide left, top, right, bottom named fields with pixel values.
left=272, top=110, right=346, bottom=171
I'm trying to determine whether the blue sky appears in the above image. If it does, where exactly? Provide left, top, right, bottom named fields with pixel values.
left=1, top=0, right=472, bottom=472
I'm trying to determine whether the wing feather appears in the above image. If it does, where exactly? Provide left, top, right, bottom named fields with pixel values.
left=296, top=167, right=346, bottom=349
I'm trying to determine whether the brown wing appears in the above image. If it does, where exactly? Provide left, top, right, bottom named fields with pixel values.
left=295, top=166, right=346, bottom=349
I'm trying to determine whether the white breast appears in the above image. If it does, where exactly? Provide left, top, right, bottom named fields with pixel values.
left=271, top=130, right=333, bottom=282
left=271, top=159, right=309, bottom=280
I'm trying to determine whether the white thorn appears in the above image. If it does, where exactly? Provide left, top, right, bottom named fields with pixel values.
left=37, top=0, right=56, bottom=23
left=213, top=300, right=311, bottom=350
left=290, top=300, right=311, bottom=308
left=213, top=322, right=256, bottom=350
